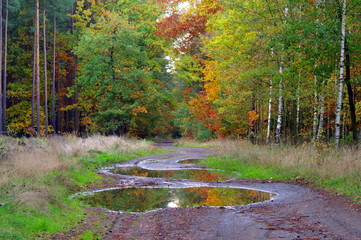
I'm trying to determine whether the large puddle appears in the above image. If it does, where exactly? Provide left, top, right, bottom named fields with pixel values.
left=78, top=187, right=273, bottom=212
left=111, top=166, right=239, bottom=182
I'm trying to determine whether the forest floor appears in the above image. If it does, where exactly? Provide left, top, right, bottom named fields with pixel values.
left=47, top=145, right=361, bottom=240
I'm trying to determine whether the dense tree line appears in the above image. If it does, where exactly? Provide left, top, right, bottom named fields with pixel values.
left=156, top=0, right=361, bottom=146
left=0, top=0, right=174, bottom=137
left=0, top=0, right=360, bottom=146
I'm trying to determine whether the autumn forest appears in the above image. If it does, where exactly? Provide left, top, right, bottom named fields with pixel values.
left=0, top=0, right=360, bottom=147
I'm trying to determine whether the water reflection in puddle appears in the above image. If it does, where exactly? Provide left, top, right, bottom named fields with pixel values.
left=78, top=187, right=272, bottom=212
left=178, top=159, right=201, bottom=164
left=111, top=166, right=238, bottom=182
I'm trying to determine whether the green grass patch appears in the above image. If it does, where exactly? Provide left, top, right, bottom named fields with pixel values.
left=318, top=175, right=361, bottom=204
left=80, top=230, right=101, bottom=240
left=200, top=155, right=297, bottom=180
left=79, top=149, right=166, bottom=170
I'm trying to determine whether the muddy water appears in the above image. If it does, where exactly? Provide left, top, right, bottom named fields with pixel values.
left=76, top=147, right=275, bottom=213
left=78, top=187, right=272, bottom=212
left=177, top=159, right=201, bottom=164
left=111, top=166, right=238, bottom=182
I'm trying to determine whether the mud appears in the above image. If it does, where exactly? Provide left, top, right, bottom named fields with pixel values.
left=74, top=146, right=361, bottom=240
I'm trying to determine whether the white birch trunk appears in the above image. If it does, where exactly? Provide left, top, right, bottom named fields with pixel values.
left=266, top=79, right=272, bottom=143
left=316, top=95, right=325, bottom=140
left=296, top=76, right=300, bottom=135
left=335, top=0, right=347, bottom=148
left=297, top=96, right=300, bottom=133
left=313, top=76, right=318, bottom=139
left=275, top=62, right=283, bottom=143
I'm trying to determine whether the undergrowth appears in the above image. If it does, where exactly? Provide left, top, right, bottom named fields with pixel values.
left=0, top=135, right=165, bottom=239
left=198, top=140, right=361, bottom=204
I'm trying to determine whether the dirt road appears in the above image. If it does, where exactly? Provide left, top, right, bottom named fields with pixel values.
left=58, top=146, right=361, bottom=240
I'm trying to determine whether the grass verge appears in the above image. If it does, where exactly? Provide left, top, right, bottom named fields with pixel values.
left=0, top=135, right=166, bottom=239
left=197, top=140, right=361, bottom=204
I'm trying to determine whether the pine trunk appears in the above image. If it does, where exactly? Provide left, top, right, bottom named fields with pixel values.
left=0, top=0, right=3, bottom=134
left=43, top=10, right=48, bottom=136
left=335, top=0, right=346, bottom=148
left=35, top=0, right=41, bottom=136
left=3, top=0, right=8, bottom=134
left=52, top=15, right=56, bottom=133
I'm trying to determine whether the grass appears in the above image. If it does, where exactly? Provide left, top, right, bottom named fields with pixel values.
left=173, top=138, right=219, bottom=148
left=196, top=140, right=361, bottom=204
left=0, top=135, right=166, bottom=239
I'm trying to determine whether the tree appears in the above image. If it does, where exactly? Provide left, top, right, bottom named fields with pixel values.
left=335, top=0, right=347, bottom=148
left=43, top=9, right=48, bottom=136
left=34, top=0, right=40, bottom=136
left=3, top=0, right=8, bottom=134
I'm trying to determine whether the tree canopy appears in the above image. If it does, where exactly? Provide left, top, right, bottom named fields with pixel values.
left=0, top=0, right=360, bottom=146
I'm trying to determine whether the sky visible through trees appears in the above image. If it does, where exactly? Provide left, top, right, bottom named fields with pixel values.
left=0, top=0, right=360, bottom=146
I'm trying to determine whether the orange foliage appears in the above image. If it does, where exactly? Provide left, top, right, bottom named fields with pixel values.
left=131, top=106, right=148, bottom=116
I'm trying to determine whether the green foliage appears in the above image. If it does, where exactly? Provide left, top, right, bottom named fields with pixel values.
left=75, top=10, right=173, bottom=136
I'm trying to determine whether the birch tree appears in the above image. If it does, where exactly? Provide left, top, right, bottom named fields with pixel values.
left=266, top=79, right=272, bottom=143
left=275, top=61, right=283, bottom=143
left=334, top=0, right=346, bottom=148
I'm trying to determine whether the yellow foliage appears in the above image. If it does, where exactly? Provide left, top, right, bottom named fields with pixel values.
left=131, top=106, right=148, bottom=116
left=247, top=110, right=259, bottom=121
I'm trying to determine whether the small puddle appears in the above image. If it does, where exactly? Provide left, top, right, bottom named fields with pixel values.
left=178, top=159, right=201, bottom=164
left=78, top=187, right=273, bottom=213
left=111, top=166, right=238, bottom=182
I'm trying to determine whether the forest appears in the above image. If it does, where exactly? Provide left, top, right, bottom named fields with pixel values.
left=0, top=0, right=360, bottom=147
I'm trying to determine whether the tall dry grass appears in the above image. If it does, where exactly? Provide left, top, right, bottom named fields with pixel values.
left=0, top=135, right=155, bottom=195
left=208, top=139, right=361, bottom=180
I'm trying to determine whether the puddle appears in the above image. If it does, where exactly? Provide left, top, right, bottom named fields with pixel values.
left=78, top=187, right=273, bottom=212
left=178, top=159, right=201, bottom=164
left=111, top=166, right=238, bottom=182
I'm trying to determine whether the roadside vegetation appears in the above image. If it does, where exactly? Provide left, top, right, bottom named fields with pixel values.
left=177, top=139, right=361, bottom=204
left=0, top=135, right=163, bottom=239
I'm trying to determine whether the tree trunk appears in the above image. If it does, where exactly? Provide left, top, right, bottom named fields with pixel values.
left=35, top=0, right=41, bottom=136
left=275, top=61, right=283, bottom=143
left=0, top=0, right=3, bottom=134
left=266, top=79, right=272, bottom=143
left=344, top=41, right=357, bottom=143
left=296, top=77, right=300, bottom=138
left=335, top=0, right=346, bottom=148
left=2, top=0, right=8, bottom=134
left=71, top=5, right=80, bottom=136
left=52, top=15, right=56, bottom=133
left=43, top=10, right=48, bottom=136
left=313, top=76, right=318, bottom=140
left=316, top=95, right=325, bottom=140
